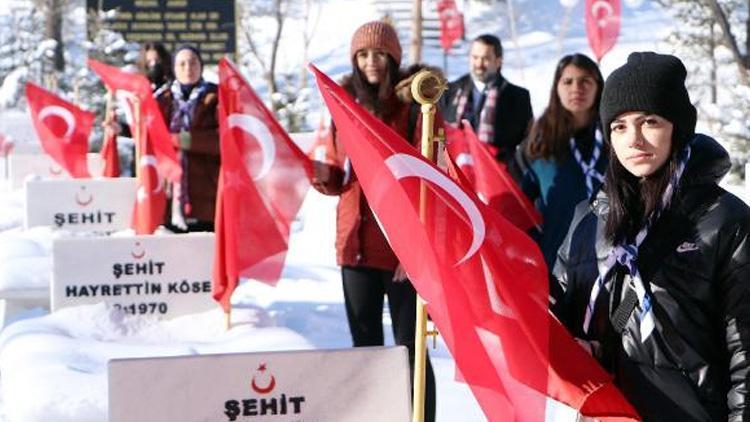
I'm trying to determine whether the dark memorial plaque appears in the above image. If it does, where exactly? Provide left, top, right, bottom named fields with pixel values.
left=87, top=0, right=236, bottom=64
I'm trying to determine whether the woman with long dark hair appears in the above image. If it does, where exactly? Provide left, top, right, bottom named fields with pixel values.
left=136, top=42, right=174, bottom=95
left=552, top=52, right=750, bottom=420
left=311, top=21, right=436, bottom=422
left=103, top=42, right=176, bottom=175
left=516, top=53, right=605, bottom=267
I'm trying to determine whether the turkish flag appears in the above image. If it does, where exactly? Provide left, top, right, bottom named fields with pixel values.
left=25, top=82, right=93, bottom=178
left=101, top=129, right=120, bottom=177
left=444, top=121, right=541, bottom=232
left=437, top=0, right=465, bottom=52
left=131, top=115, right=166, bottom=234
left=311, top=63, right=639, bottom=421
left=585, top=0, right=621, bottom=62
left=307, top=114, right=338, bottom=166
left=0, top=133, right=13, bottom=158
left=88, top=59, right=181, bottom=183
left=213, top=58, right=312, bottom=311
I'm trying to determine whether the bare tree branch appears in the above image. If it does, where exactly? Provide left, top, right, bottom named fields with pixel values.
left=299, top=0, right=322, bottom=90
left=704, top=0, right=749, bottom=84
left=267, top=0, right=285, bottom=94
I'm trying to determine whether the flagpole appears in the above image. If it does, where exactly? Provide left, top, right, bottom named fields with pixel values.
left=104, top=88, right=114, bottom=153
left=133, top=97, right=141, bottom=178
left=410, top=70, right=447, bottom=422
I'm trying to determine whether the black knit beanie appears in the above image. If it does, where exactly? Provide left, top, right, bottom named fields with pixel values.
left=600, top=52, right=696, bottom=143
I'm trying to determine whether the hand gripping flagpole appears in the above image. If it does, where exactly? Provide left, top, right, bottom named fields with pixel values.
left=409, top=70, right=447, bottom=422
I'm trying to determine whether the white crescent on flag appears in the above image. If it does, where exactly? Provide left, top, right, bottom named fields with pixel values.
left=384, top=153, right=485, bottom=265
left=591, top=0, right=614, bottom=28
left=227, top=113, right=276, bottom=181
left=136, top=155, right=164, bottom=202
left=38, top=105, right=76, bottom=139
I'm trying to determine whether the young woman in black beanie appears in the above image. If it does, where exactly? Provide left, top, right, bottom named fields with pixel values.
left=551, top=51, right=750, bottom=421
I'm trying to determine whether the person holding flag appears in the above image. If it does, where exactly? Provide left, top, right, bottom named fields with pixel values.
left=515, top=53, right=606, bottom=267
left=157, top=44, right=219, bottom=232
left=553, top=52, right=750, bottom=420
left=310, top=20, right=436, bottom=422
left=102, top=42, right=175, bottom=176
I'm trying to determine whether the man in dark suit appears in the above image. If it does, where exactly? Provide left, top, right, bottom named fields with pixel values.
left=441, top=34, right=533, bottom=164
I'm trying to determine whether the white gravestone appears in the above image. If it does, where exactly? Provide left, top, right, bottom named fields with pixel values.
left=109, top=346, right=412, bottom=422
left=25, top=178, right=137, bottom=233
left=52, top=233, right=216, bottom=318
left=9, top=152, right=104, bottom=189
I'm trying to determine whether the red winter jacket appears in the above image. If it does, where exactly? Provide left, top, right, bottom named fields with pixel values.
left=312, top=66, right=442, bottom=270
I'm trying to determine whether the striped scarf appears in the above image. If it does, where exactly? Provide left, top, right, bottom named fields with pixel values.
left=583, top=139, right=693, bottom=342
left=168, top=79, right=208, bottom=133
left=570, top=127, right=605, bottom=198
left=454, top=78, right=507, bottom=145
left=168, top=79, right=208, bottom=225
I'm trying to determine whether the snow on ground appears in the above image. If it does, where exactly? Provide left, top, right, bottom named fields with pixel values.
left=0, top=1, right=747, bottom=421
left=0, top=186, right=485, bottom=422
left=0, top=304, right=311, bottom=422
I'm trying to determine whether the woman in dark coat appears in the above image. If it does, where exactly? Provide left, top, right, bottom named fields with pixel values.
left=552, top=52, right=750, bottom=421
left=156, top=44, right=219, bottom=232
left=516, top=53, right=606, bottom=267
left=311, top=21, right=436, bottom=422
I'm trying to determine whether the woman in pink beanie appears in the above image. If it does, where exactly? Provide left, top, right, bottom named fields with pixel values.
left=312, top=20, right=437, bottom=421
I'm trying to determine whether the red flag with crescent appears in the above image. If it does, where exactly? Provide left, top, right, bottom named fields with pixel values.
left=101, top=129, right=120, bottom=177
left=585, top=0, right=621, bottom=62
left=131, top=112, right=166, bottom=234
left=87, top=59, right=181, bottom=183
left=25, top=82, right=93, bottom=178
left=213, top=58, right=313, bottom=311
left=444, top=121, right=541, bottom=232
left=311, top=63, right=639, bottom=422
left=437, top=0, right=465, bottom=52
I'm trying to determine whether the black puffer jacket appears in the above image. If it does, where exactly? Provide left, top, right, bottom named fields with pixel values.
left=552, top=134, right=750, bottom=421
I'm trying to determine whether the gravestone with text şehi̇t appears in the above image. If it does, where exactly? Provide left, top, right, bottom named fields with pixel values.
left=52, top=233, right=216, bottom=318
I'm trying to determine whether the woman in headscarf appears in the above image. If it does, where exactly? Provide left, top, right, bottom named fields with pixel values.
left=156, top=44, right=219, bottom=232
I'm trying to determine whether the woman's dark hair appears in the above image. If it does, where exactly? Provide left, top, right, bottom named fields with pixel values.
left=526, top=53, right=604, bottom=161
left=348, top=55, right=401, bottom=120
left=603, top=127, right=690, bottom=244
left=136, top=42, right=174, bottom=81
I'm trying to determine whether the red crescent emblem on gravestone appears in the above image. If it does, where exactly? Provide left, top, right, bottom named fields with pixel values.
left=131, top=241, right=146, bottom=260
left=75, top=185, right=93, bottom=207
left=250, top=363, right=276, bottom=395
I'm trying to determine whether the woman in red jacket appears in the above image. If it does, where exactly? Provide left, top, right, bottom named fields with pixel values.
left=312, top=21, right=436, bottom=421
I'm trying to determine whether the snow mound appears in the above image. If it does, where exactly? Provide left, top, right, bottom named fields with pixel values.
left=0, top=226, right=55, bottom=293
left=0, top=303, right=312, bottom=422
left=0, top=188, right=24, bottom=231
